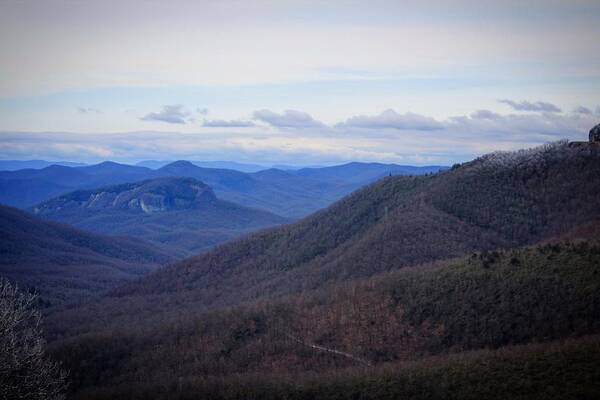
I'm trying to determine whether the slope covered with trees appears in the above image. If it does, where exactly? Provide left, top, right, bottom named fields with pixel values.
left=0, top=205, right=176, bottom=306
left=50, top=241, right=600, bottom=398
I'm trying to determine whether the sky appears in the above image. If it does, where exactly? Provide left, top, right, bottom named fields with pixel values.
left=1, top=0, right=599, bottom=166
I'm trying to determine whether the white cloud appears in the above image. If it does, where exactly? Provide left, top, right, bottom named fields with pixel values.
left=140, top=105, right=189, bottom=124
left=1, top=104, right=597, bottom=166
left=336, top=109, right=444, bottom=130
left=77, top=107, right=102, bottom=114
left=498, top=99, right=561, bottom=113
left=202, top=119, right=255, bottom=128
left=469, top=110, right=501, bottom=120
left=252, top=109, right=326, bottom=128
left=573, top=105, right=593, bottom=115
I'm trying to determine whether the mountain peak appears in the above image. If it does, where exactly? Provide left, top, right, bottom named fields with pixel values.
left=35, top=177, right=216, bottom=215
left=161, top=160, right=197, bottom=170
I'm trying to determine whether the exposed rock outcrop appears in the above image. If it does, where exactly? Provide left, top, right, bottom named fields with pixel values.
left=34, top=177, right=217, bottom=215
left=590, top=123, right=600, bottom=143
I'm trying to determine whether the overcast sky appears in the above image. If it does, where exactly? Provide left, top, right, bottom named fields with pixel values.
left=1, top=0, right=599, bottom=165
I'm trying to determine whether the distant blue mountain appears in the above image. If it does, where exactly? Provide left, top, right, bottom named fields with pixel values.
left=292, top=162, right=447, bottom=185
left=136, top=160, right=268, bottom=173
left=0, top=159, right=87, bottom=171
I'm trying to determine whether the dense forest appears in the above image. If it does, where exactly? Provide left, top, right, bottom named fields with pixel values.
left=50, top=241, right=600, bottom=398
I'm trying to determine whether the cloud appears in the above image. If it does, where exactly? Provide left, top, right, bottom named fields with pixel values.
left=498, top=99, right=561, bottom=113
left=445, top=110, right=595, bottom=140
left=197, top=107, right=209, bottom=115
left=470, top=109, right=501, bottom=120
left=140, top=105, right=190, bottom=124
left=573, top=105, right=593, bottom=115
left=336, top=109, right=444, bottom=130
left=2, top=103, right=597, bottom=167
left=77, top=107, right=101, bottom=114
left=202, top=119, right=255, bottom=127
left=332, top=106, right=595, bottom=143
left=252, top=109, right=326, bottom=128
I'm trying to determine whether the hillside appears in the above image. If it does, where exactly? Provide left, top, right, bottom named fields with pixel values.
left=107, top=142, right=600, bottom=308
left=32, top=177, right=288, bottom=255
left=0, top=205, right=176, bottom=306
left=0, top=160, right=443, bottom=217
left=50, top=241, right=600, bottom=398
left=291, top=162, right=445, bottom=185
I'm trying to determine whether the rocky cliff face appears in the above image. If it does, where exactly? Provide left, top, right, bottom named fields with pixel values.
left=34, top=177, right=217, bottom=215
left=590, top=123, right=600, bottom=143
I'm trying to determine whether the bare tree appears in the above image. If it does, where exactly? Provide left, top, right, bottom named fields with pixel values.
left=0, top=278, right=67, bottom=400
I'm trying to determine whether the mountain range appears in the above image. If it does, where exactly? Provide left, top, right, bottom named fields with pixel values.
left=42, top=141, right=600, bottom=399
left=50, top=141, right=600, bottom=323
left=0, top=159, right=87, bottom=170
left=0, top=160, right=445, bottom=217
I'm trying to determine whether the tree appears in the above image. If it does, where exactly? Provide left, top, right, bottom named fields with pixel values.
left=0, top=278, right=67, bottom=400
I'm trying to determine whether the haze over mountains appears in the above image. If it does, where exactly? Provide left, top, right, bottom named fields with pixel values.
left=0, top=159, right=87, bottom=171
left=0, top=159, right=325, bottom=173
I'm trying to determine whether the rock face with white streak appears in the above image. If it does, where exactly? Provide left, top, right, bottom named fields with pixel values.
left=30, top=177, right=288, bottom=254
left=34, top=177, right=216, bottom=215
